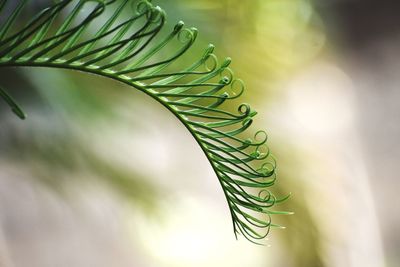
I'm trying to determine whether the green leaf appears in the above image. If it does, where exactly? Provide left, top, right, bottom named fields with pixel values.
left=0, top=0, right=289, bottom=243
left=0, top=86, right=26, bottom=119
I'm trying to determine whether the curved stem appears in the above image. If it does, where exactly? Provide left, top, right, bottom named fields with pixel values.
left=0, top=60, right=237, bottom=232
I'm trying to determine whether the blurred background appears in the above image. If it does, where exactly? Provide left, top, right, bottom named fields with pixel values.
left=0, top=0, right=399, bottom=266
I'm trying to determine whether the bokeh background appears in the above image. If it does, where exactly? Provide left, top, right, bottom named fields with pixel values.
left=0, top=0, right=399, bottom=266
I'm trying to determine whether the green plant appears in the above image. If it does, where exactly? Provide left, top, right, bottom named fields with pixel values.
left=0, top=0, right=290, bottom=243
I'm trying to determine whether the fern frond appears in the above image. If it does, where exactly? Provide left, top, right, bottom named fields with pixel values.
left=0, top=0, right=290, bottom=243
